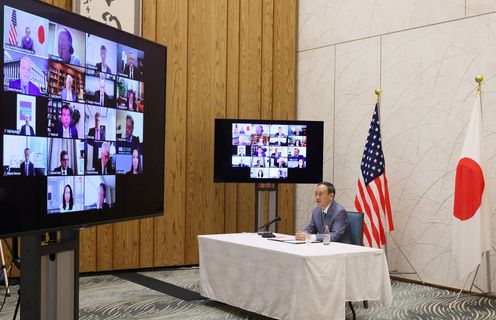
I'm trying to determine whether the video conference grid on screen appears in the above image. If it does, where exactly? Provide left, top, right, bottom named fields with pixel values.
left=1, top=5, right=145, bottom=214
left=232, top=123, right=308, bottom=179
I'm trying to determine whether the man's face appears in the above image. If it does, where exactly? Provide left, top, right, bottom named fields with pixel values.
left=57, top=32, right=71, bottom=62
left=128, top=55, right=135, bottom=68
left=61, top=108, right=71, bottom=128
left=125, top=119, right=133, bottom=137
left=25, top=27, right=31, bottom=38
left=100, top=49, right=107, bottom=63
left=314, top=184, right=333, bottom=209
left=65, top=77, right=72, bottom=89
left=19, top=58, right=32, bottom=85
left=24, top=149, right=30, bottom=161
left=24, top=115, right=30, bottom=125
left=294, top=148, right=299, bottom=156
left=61, top=154, right=69, bottom=170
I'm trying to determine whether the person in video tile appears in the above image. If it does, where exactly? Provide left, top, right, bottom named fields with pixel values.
left=21, top=27, right=34, bottom=51
left=8, top=57, right=41, bottom=96
left=96, top=183, right=110, bottom=209
left=61, top=75, right=77, bottom=101
left=95, top=142, right=115, bottom=175
left=20, top=148, right=35, bottom=176
left=127, top=148, right=141, bottom=175
left=20, top=114, right=35, bottom=135
left=57, top=28, right=81, bottom=66
left=123, top=52, right=137, bottom=79
left=118, top=115, right=140, bottom=143
left=96, top=45, right=112, bottom=74
left=56, top=104, right=78, bottom=138
left=87, top=112, right=105, bottom=141
left=93, top=74, right=111, bottom=106
left=53, top=150, right=74, bottom=176
left=60, top=184, right=74, bottom=211
left=126, top=90, right=137, bottom=112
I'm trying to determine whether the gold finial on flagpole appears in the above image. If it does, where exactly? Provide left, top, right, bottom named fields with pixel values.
left=475, top=74, right=483, bottom=93
left=375, top=88, right=381, bottom=104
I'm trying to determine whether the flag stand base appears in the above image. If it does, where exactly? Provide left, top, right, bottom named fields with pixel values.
left=386, top=232, right=424, bottom=285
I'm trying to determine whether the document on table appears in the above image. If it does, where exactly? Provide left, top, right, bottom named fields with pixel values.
left=267, top=235, right=318, bottom=244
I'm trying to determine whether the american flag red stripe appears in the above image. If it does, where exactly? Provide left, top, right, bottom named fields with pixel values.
left=354, top=104, right=394, bottom=248
left=8, top=9, right=17, bottom=46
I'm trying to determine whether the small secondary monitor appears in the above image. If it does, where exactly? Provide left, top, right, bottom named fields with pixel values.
left=214, top=119, right=323, bottom=183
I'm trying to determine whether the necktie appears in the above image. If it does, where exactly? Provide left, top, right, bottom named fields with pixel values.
left=100, top=94, right=104, bottom=106
left=23, top=86, right=27, bottom=94
left=26, top=163, right=28, bottom=175
left=96, top=129, right=99, bottom=140
left=130, top=68, right=133, bottom=79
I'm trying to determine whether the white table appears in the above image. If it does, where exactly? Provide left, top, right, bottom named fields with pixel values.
left=199, top=233, right=392, bottom=320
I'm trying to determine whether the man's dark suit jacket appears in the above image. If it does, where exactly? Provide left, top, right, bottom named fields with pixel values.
left=94, top=159, right=115, bottom=175
left=53, top=166, right=74, bottom=175
left=123, top=65, right=141, bottom=80
left=117, top=133, right=140, bottom=143
left=88, top=127, right=106, bottom=141
left=55, top=123, right=78, bottom=138
left=96, top=63, right=112, bottom=74
left=19, top=161, right=35, bottom=176
left=304, top=201, right=352, bottom=244
left=20, top=124, right=34, bottom=135
left=93, top=90, right=112, bottom=107
left=8, top=80, right=41, bottom=96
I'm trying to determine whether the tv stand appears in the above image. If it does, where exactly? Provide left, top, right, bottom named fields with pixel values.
left=21, top=229, right=79, bottom=319
left=255, top=183, right=278, bottom=233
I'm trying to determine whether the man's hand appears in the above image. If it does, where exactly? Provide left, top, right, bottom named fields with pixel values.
left=295, top=231, right=306, bottom=241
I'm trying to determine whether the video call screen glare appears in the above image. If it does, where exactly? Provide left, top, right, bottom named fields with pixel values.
left=1, top=4, right=145, bottom=215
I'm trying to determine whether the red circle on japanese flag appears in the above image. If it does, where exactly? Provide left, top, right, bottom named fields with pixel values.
left=453, top=157, right=485, bottom=221
left=38, top=25, right=45, bottom=44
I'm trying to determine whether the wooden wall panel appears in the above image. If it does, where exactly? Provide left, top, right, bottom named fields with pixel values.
left=154, top=0, right=188, bottom=266
left=79, top=227, right=96, bottom=272
left=113, top=221, right=139, bottom=269
left=236, top=0, right=262, bottom=233
left=52, top=0, right=71, bottom=11
left=273, top=0, right=296, bottom=234
left=185, top=0, right=227, bottom=264
left=96, top=225, right=112, bottom=271
left=224, top=0, right=240, bottom=234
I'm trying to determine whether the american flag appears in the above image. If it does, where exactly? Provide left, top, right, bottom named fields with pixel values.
left=354, top=104, right=394, bottom=248
left=8, top=9, right=17, bottom=46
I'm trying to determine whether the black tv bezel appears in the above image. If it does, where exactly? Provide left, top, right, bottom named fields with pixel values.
left=214, top=118, right=324, bottom=184
left=0, top=0, right=166, bottom=239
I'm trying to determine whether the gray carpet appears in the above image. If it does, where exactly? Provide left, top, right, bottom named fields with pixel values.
left=0, top=267, right=495, bottom=319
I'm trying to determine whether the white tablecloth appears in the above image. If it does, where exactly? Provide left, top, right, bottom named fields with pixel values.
left=199, top=233, right=392, bottom=320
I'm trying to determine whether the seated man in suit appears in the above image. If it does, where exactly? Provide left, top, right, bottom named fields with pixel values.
left=123, top=51, right=137, bottom=80
left=96, top=183, right=110, bottom=209
left=87, top=112, right=105, bottom=141
left=117, top=115, right=140, bottom=143
left=96, top=45, right=111, bottom=74
left=61, top=74, right=77, bottom=101
left=20, top=114, right=35, bottom=135
left=21, top=27, right=34, bottom=51
left=295, top=181, right=352, bottom=243
left=8, top=57, right=41, bottom=96
left=19, top=148, right=35, bottom=176
left=56, top=104, right=78, bottom=138
left=93, top=74, right=111, bottom=107
left=53, top=150, right=74, bottom=175
left=94, top=142, right=115, bottom=175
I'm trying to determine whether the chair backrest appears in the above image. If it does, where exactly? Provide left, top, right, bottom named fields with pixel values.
left=347, top=211, right=364, bottom=246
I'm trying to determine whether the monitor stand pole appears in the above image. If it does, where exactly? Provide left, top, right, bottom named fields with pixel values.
left=0, top=240, right=10, bottom=295
left=20, top=229, right=80, bottom=320
left=255, top=183, right=278, bottom=235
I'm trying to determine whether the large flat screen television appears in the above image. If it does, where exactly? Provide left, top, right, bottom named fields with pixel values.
left=0, top=0, right=166, bottom=238
left=214, top=119, right=323, bottom=183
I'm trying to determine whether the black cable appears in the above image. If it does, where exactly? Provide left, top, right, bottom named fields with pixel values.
left=12, top=289, right=20, bottom=320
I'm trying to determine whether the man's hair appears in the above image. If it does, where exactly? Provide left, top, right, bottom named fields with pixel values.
left=95, top=112, right=100, bottom=119
left=60, top=150, right=68, bottom=161
left=61, top=104, right=71, bottom=113
left=24, top=148, right=30, bottom=152
left=318, top=181, right=335, bottom=195
left=126, top=115, right=134, bottom=128
left=100, top=45, right=107, bottom=52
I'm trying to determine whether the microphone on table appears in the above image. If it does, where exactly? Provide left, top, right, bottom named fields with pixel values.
left=257, top=216, right=281, bottom=238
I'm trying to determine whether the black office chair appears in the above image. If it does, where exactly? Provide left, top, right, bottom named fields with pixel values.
left=346, top=211, right=365, bottom=320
